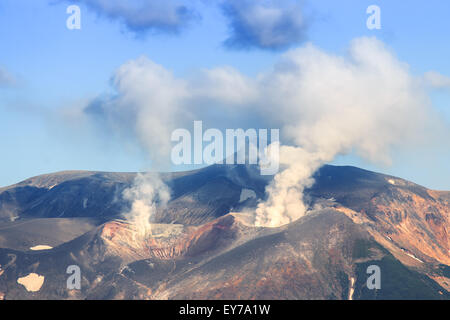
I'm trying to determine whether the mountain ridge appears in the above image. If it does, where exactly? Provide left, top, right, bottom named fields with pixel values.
left=0, top=164, right=448, bottom=299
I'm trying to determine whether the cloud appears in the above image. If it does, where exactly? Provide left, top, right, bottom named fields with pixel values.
left=60, top=1, right=310, bottom=46
left=250, top=37, right=439, bottom=226
left=188, top=66, right=258, bottom=106
left=84, top=56, right=190, bottom=167
left=221, top=0, right=309, bottom=50
left=0, top=66, right=16, bottom=87
left=81, top=37, right=446, bottom=228
left=67, top=0, right=199, bottom=34
left=423, top=71, right=450, bottom=90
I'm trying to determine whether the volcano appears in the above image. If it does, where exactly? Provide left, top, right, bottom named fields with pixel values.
left=0, top=164, right=448, bottom=300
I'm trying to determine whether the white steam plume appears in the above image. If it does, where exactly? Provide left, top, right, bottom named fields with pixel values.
left=102, top=56, right=189, bottom=169
left=253, top=37, right=435, bottom=227
left=122, top=173, right=170, bottom=242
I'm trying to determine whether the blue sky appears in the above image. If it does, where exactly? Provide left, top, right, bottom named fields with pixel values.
left=0, top=0, right=449, bottom=189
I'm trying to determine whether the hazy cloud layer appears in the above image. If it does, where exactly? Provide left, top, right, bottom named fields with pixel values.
left=0, top=66, right=15, bottom=87
left=221, top=0, right=309, bottom=50
left=424, top=71, right=450, bottom=90
left=68, top=0, right=199, bottom=34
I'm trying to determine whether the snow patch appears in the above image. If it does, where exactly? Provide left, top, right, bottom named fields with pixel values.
left=401, top=248, right=423, bottom=263
left=348, top=277, right=355, bottom=300
left=17, top=273, right=45, bottom=292
left=405, top=252, right=423, bottom=263
left=30, top=245, right=53, bottom=251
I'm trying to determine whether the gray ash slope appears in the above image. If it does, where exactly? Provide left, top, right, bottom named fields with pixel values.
left=0, top=164, right=448, bottom=299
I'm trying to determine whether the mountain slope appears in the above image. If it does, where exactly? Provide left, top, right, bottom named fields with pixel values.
left=0, top=164, right=448, bottom=299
